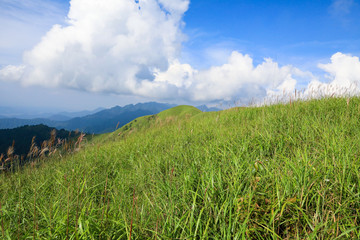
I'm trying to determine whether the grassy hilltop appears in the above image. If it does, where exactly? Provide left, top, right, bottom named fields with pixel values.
left=1, top=98, right=360, bottom=239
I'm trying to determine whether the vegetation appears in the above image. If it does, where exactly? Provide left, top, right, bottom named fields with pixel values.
left=0, top=124, right=79, bottom=158
left=1, top=97, right=360, bottom=239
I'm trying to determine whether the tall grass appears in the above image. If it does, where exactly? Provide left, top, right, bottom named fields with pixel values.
left=0, top=130, right=83, bottom=173
left=1, top=97, right=360, bottom=239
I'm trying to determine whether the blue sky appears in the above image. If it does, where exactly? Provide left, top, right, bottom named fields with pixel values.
left=183, top=0, right=360, bottom=67
left=0, top=0, right=360, bottom=113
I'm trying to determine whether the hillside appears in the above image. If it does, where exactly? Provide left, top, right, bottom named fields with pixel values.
left=114, top=105, right=202, bottom=138
left=1, top=97, right=360, bottom=239
left=0, top=102, right=175, bottom=133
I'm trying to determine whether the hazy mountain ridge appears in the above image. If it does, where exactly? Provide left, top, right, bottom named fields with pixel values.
left=48, top=107, right=106, bottom=120
left=0, top=106, right=105, bottom=120
left=0, top=102, right=176, bottom=134
left=0, top=118, right=56, bottom=130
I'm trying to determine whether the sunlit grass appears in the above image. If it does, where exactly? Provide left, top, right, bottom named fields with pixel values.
left=1, top=97, right=360, bottom=239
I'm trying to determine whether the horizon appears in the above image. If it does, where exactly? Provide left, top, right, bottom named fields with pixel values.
left=0, top=101, right=222, bottom=119
left=1, top=0, right=360, bottom=112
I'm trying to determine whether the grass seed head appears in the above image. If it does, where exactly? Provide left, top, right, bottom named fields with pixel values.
left=7, top=146, right=14, bottom=157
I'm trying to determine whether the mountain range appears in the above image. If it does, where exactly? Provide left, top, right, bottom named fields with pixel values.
left=0, top=102, right=176, bottom=134
left=0, top=106, right=104, bottom=119
left=0, top=102, right=220, bottom=134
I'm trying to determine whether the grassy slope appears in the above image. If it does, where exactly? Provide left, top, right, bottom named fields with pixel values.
left=1, top=98, right=360, bottom=239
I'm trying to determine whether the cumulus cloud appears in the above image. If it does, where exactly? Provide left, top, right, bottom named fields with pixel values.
left=5, top=0, right=188, bottom=91
left=147, top=52, right=309, bottom=102
left=1, top=0, right=360, bottom=105
left=305, top=52, right=360, bottom=97
left=263, top=52, right=360, bottom=105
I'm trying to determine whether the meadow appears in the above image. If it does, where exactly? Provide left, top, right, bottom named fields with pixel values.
left=1, top=97, right=360, bottom=239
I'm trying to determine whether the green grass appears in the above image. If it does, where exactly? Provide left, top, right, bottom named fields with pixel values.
left=156, top=105, right=202, bottom=118
left=1, top=97, right=360, bottom=239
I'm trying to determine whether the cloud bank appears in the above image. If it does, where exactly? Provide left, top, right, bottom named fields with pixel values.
left=1, top=0, right=360, bottom=104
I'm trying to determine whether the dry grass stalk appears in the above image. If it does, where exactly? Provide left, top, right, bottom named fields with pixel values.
left=48, top=148, right=57, bottom=156
left=28, top=137, right=39, bottom=160
left=75, top=133, right=86, bottom=150
left=50, top=129, right=56, bottom=140
left=7, top=146, right=14, bottom=158
left=4, top=146, right=15, bottom=169
left=40, top=148, right=49, bottom=157
left=41, top=140, right=48, bottom=149
left=56, top=138, right=63, bottom=148
left=48, top=129, right=57, bottom=153
left=38, top=141, right=50, bottom=159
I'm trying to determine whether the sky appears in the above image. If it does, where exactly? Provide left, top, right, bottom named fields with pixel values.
left=0, top=0, right=360, bottom=113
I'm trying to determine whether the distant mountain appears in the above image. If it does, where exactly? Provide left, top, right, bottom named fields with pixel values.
left=0, top=102, right=175, bottom=134
left=0, top=106, right=104, bottom=120
left=196, top=105, right=221, bottom=112
left=47, top=108, right=106, bottom=121
left=46, top=114, right=72, bottom=121
left=0, top=118, right=56, bottom=130
left=0, top=124, right=77, bottom=157
left=57, top=102, right=176, bottom=133
left=0, top=106, right=57, bottom=119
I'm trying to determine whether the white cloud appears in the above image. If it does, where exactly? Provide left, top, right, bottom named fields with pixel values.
left=0, top=0, right=309, bottom=104
left=138, top=52, right=310, bottom=102
left=157, top=0, right=189, bottom=17
left=318, top=52, right=360, bottom=85
left=1, top=0, right=360, bottom=105
left=4, top=0, right=188, bottom=91
left=0, top=0, right=68, bottom=65
left=0, top=65, right=25, bottom=81
left=264, top=52, right=360, bottom=104
left=306, top=52, right=360, bottom=97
